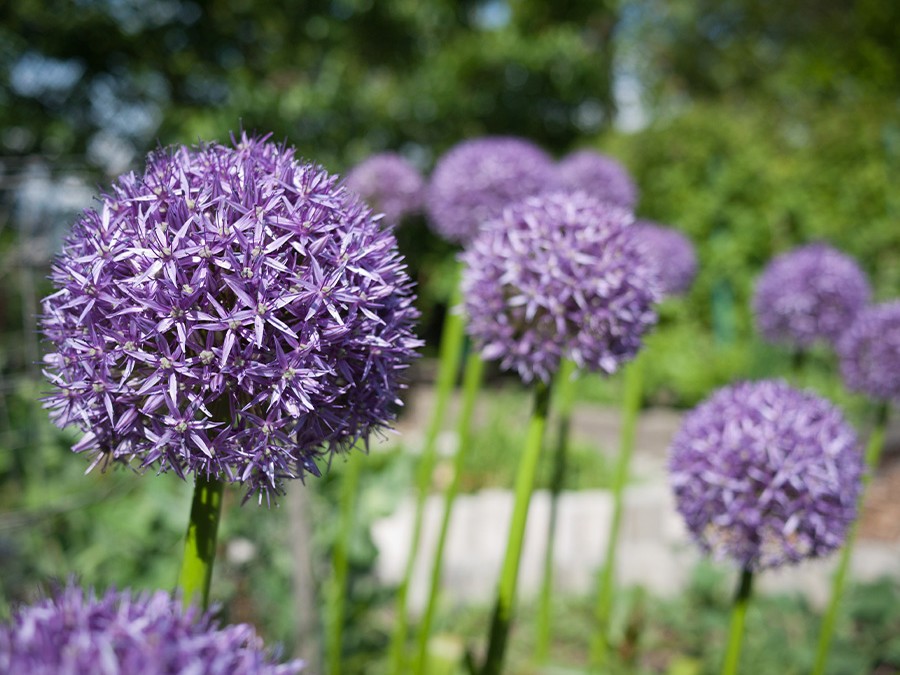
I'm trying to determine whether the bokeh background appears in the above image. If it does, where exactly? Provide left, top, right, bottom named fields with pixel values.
left=2, top=1, right=899, bottom=673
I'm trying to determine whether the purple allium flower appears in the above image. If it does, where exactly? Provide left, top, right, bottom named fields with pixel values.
left=460, top=191, right=659, bottom=384
left=838, top=301, right=900, bottom=401
left=552, top=149, right=638, bottom=211
left=41, top=133, right=421, bottom=500
left=669, top=380, right=863, bottom=571
left=425, top=136, right=555, bottom=245
left=752, top=243, right=871, bottom=349
left=0, top=583, right=303, bottom=674
left=343, top=152, right=425, bottom=226
left=632, top=220, right=698, bottom=297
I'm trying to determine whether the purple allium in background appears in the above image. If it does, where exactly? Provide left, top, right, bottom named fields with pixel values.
left=669, top=380, right=863, bottom=571
left=425, top=136, right=555, bottom=245
left=41, top=133, right=421, bottom=499
left=0, top=583, right=303, bottom=674
left=838, top=301, right=900, bottom=401
left=461, top=191, right=659, bottom=384
left=344, top=152, right=425, bottom=226
left=552, top=149, right=638, bottom=211
left=632, top=220, right=698, bottom=297
left=752, top=243, right=870, bottom=349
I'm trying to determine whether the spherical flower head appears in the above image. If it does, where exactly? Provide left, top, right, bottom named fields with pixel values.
left=0, top=583, right=303, bottom=674
left=838, top=301, right=900, bottom=401
left=461, top=191, right=660, bottom=384
left=552, top=150, right=638, bottom=211
left=752, top=243, right=871, bottom=349
left=632, top=220, right=698, bottom=296
left=425, top=136, right=555, bottom=245
left=668, top=380, right=863, bottom=571
left=41, top=133, right=421, bottom=500
left=343, top=152, right=425, bottom=226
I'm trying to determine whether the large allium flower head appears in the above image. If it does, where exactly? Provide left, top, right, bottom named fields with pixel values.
left=425, top=136, right=555, bottom=245
left=461, top=190, right=660, bottom=384
left=41, top=132, right=421, bottom=500
left=752, top=242, right=871, bottom=349
left=669, top=380, right=863, bottom=571
left=0, top=583, right=303, bottom=674
left=343, top=152, right=425, bottom=226
left=632, top=220, right=698, bottom=297
left=552, top=149, right=638, bottom=211
left=838, top=301, right=900, bottom=401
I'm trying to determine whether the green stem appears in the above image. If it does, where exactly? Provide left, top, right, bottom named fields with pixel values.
left=326, top=454, right=363, bottom=675
left=590, top=353, right=644, bottom=667
left=721, top=568, right=754, bottom=675
left=389, top=266, right=467, bottom=675
left=177, top=474, right=225, bottom=611
left=479, top=382, right=552, bottom=675
left=812, top=402, right=890, bottom=675
left=535, top=358, right=578, bottom=663
left=791, top=348, right=807, bottom=382
left=414, top=352, right=485, bottom=675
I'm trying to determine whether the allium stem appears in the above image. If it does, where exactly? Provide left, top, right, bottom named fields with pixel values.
left=535, top=357, right=578, bottom=663
left=177, top=474, right=224, bottom=611
left=389, top=266, right=467, bottom=675
left=414, top=351, right=485, bottom=675
left=812, top=402, right=889, bottom=675
left=326, top=453, right=363, bottom=675
left=591, top=353, right=644, bottom=667
left=721, top=567, right=754, bottom=675
left=479, top=381, right=552, bottom=675
left=791, top=348, right=807, bottom=380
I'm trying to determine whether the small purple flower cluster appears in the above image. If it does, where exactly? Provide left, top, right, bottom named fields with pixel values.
left=669, top=380, right=863, bottom=570
left=41, top=134, right=421, bottom=499
left=552, top=149, right=638, bottom=211
left=461, top=191, right=659, bottom=383
left=752, top=243, right=870, bottom=348
left=838, top=300, right=900, bottom=401
left=344, top=152, right=425, bottom=226
left=425, top=137, right=555, bottom=245
left=0, top=584, right=303, bottom=674
left=632, top=220, right=698, bottom=297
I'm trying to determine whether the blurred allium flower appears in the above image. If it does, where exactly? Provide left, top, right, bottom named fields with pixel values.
left=461, top=191, right=659, bottom=383
left=344, top=152, right=425, bottom=226
left=41, top=133, right=421, bottom=498
left=552, top=149, right=638, bottom=211
left=838, top=301, right=900, bottom=401
left=752, top=243, right=870, bottom=348
left=669, top=380, right=863, bottom=571
left=425, top=136, right=554, bottom=245
left=0, top=583, right=303, bottom=674
left=632, top=220, right=698, bottom=296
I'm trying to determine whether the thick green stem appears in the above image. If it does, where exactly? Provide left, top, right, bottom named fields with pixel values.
left=590, top=354, right=644, bottom=667
left=812, top=402, right=890, bottom=675
left=326, top=454, right=363, bottom=675
left=177, top=474, right=225, bottom=611
left=414, top=352, right=485, bottom=675
left=535, top=358, right=578, bottom=663
left=389, top=267, right=467, bottom=675
left=721, top=568, right=754, bottom=675
left=479, top=382, right=552, bottom=675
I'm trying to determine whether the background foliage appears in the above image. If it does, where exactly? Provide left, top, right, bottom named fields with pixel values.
left=1, top=0, right=898, bottom=671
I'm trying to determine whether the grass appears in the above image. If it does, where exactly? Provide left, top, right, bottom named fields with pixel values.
left=405, top=562, right=900, bottom=675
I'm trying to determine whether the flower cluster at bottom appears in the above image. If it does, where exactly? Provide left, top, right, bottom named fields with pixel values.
left=0, top=583, right=303, bottom=675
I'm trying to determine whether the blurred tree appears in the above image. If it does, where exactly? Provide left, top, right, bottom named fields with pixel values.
left=0, top=0, right=622, bottom=173
left=630, top=0, right=900, bottom=105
